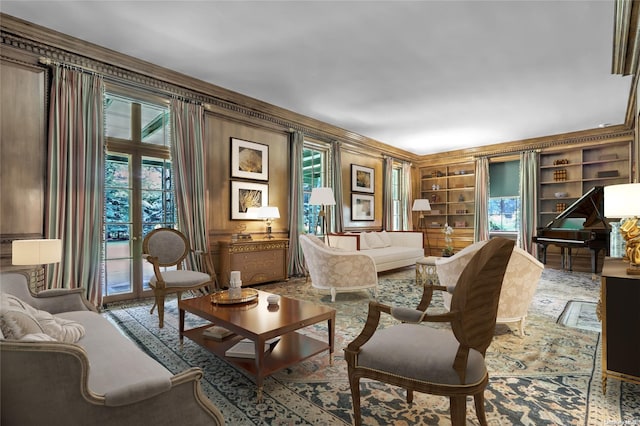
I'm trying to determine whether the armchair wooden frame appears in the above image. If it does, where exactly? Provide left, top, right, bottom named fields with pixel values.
left=344, top=238, right=515, bottom=426
left=143, top=228, right=218, bottom=328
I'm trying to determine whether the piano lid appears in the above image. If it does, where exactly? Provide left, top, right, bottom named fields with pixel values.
left=543, top=186, right=609, bottom=229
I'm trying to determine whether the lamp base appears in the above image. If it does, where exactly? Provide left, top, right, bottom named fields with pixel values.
left=627, top=263, right=640, bottom=275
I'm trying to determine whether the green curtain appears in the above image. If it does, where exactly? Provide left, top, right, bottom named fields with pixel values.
left=474, top=157, right=490, bottom=242
left=330, top=140, right=344, bottom=232
left=383, top=156, right=394, bottom=230
left=288, top=131, right=306, bottom=276
left=519, top=150, right=539, bottom=255
left=402, top=161, right=413, bottom=230
left=45, top=66, right=105, bottom=307
left=170, top=99, right=209, bottom=272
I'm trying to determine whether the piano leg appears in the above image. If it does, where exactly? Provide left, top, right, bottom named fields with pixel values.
left=567, top=248, right=573, bottom=271
left=560, top=247, right=566, bottom=270
left=538, top=244, right=547, bottom=264
left=591, top=248, right=601, bottom=275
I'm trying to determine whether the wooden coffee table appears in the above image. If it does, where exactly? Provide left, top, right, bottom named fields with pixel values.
left=178, top=290, right=336, bottom=401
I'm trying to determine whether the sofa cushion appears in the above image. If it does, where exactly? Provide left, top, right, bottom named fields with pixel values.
left=57, top=310, right=173, bottom=405
left=363, top=232, right=385, bottom=249
left=365, top=246, right=424, bottom=265
left=378, top=231, right=392, bottom=247
left=0, top=294, right=85, bottom=343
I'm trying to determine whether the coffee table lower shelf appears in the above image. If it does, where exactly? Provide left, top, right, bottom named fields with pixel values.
left=183, top=325, right=330, bottom=381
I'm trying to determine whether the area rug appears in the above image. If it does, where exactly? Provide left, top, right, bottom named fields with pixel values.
left=104, top=268, right=640, bottom=425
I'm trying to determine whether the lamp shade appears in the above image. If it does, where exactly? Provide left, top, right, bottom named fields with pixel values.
left=245, top=207, right=261, bottom=219
left=604, top=183, right=640, bottom=218
left=12, top=239, right=62, bottom=265
left=412, top=199, right=432, bottom=211
left=309, top=187, right=336, bottom=206
left=258, top=206, right=280, bottom=219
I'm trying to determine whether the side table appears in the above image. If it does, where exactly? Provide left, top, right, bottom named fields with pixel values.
left=416, top=256, right=440, bottom=286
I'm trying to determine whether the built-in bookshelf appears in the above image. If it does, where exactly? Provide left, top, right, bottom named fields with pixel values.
left=418, top=162, right=475, bottom=256
left=538, top=142, right=631, bottom=225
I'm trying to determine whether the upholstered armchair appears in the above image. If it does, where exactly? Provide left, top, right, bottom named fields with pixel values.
left=437, top=239, right=544, bottom=337
left=345, top=238, right=515, bottom=426
left=299, top=234, right=378, bottom=302
left=143, top=228, right=217, bottom=328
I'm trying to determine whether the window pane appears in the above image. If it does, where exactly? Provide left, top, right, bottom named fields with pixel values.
left=105, top=95, right=132, bottom=140
left=141, top=103, right=169, bottom=146
left=489, top=196, right=520, bottom=231
left=105, top=189, right=130, bottom=222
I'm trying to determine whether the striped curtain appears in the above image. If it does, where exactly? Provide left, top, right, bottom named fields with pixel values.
left=288, top=131, right=306, bottom=276
left=519, top=150, right=539, bottom=255
left=45, top=66, right=105, bottom=307
left=383, top=156, right=394, bottom=230
left=474, top=157, right=490, bottom=242
left=330, top=140, right=344, bottom=232
left=170, top=99, right=209, bottom=272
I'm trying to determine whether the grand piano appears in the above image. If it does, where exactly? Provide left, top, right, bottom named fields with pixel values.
left=532, top=186, right=610, bottom=274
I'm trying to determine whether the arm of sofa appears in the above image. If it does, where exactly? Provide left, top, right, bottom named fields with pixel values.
left=1, top=272, right=95, bottom=314
left=0, top=341, right=224, bottom=426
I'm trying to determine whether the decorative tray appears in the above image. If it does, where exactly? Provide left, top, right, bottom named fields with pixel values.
left=211, top=288, right=259, bottom=305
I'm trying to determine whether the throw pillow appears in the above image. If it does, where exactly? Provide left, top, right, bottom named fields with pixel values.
left=363, top=231, right=385, bottom=249
left=378, top=231, right=392, bottom=247
left=0, top=294, right=85, bottom=343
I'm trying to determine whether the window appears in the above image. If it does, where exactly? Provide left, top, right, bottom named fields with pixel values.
left=489, top=160, right=520, bottom=233
left=391, top=166, right=402, bottom=230
left=103, top=91, right=174, bottom=301
left=302, top=144, right=330, bottom=234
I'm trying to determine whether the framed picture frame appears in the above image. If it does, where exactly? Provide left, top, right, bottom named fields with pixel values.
left=351, top=164, right=374, bottom=193
left=231, top=181, right=268, bottom=220
left=230, top=138, right=269, bottom=181
left=351, top=193, right=375, bottom=221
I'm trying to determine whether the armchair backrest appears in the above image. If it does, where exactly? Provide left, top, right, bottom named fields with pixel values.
left=143, top=228, right=189, bottom=267
left=450, top=238, right=515, bottom=356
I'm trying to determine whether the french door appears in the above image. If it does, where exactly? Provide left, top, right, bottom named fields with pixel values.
left=103, top=91, right=173, bottom=303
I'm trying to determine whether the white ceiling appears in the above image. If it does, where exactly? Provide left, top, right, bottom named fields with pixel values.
left=1, top=1, right=633, bottom=155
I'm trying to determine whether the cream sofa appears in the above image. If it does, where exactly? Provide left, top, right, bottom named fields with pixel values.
left=0, top=272, right=224, bottom=426
left=436, top=240, right=544, bottom=337
left=327, top=231, right=424, bottom=272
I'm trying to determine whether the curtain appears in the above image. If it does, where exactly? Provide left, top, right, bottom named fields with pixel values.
left=45, top=66, right=105, bottom=307
left=383, top=156, right=394, bottom=230
left=288, top=131, right=306, bottom=276
left=170, top=99, right=209, bottom=272
left=519, top=150, right=538, bottom=255
left=402, top=161, right=413, bottom=230
left=330, top=140, right=344, bottom=233
left=474, top=157, right=490, bottom=242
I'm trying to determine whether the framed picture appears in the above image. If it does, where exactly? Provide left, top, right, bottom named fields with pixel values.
left=351, top=193, right=375, bottom=221
left=230, top=138, right=269, bottom=181
left=351, top=164, right=374, bottom=193
left=231, top=181, right=268, bottom=220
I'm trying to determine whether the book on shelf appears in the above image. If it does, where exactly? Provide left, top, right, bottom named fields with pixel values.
left=224, top=337, right=280, bottom=359
left=202, top=325, right=234, bottom=341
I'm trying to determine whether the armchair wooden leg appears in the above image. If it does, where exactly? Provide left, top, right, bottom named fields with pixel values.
left=449, top=396, right=467, bottom=426
left=406, top=388, right=414, bottom=404
left=156, top=294, right=166, bottom=328
left=474, top=392, right=488, bottom=426
left=348, top=374, right=362, bottom=426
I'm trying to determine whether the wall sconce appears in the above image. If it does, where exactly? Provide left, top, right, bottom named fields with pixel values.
left=257, top=206, right=280, bottom=239
left=604, top=183, right=640, bottom=275
left=412, top=199, right=432, bottom=254
left=12, top=239, right=62, bottom=289
left=309, top=187, right=336, bottom=236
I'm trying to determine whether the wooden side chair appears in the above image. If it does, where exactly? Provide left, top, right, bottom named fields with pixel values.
left=142, top=228, right=217, bottom=328
left=344, top=237, right=515, bottom=425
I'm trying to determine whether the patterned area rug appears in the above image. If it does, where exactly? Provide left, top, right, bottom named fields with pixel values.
left=104, top=268, right=640, bottom=425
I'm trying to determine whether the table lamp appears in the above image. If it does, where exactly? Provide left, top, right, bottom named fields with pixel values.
left=604, top=183, right=640, bottom=275
left=309, top=187, right=336, bottom=236
left=12, top=239, right=62, bottom=288
left=412, top=199, right=432, bottom=253
left=258, top=206, right=280, bottom=239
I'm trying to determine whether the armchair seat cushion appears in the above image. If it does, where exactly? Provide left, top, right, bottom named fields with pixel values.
left=357, top=323, right=486, bottom=385
left=149, top=270, right=211, bottom=288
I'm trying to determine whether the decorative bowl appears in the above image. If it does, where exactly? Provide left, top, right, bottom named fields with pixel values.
left=554, top=192, right=568, bottom=198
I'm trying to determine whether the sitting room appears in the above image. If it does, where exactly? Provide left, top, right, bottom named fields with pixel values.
left=1, top=2, right=639, bottom=425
